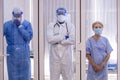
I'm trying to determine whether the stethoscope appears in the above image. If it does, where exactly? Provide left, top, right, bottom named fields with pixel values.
left=53, top=22, right=69, bottom=36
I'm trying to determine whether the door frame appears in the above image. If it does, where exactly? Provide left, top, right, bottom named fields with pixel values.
left=118, top=0, right=120, bottom=79
left=75, top=0, right=86, bottom=80
left=38, top=0, right=44, bottom=80
left=0, top=0, right=4, bottom=80
left=0, top=0, right=39, bottom=80
left=32, top=0, right=39, bottom=80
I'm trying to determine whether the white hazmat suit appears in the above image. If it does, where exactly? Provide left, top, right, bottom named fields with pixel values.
left=47, top=20, right=75, bottom=80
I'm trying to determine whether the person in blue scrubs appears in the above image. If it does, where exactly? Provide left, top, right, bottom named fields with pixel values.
left=86, top=21, right=113, bottom=80
left=3, top=7, right=33, bottom=80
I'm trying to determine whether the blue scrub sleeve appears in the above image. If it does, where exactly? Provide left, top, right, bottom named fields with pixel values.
left=106, top=39, right=113, bottom=54
left=86, top=39, right=91, bottom=54
left=18, top=23, right=33, bottom=42
left=3, top=22, right=7, bottom=36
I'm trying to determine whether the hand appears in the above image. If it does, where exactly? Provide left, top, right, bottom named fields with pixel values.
left=94, top=65, right=101, bottom=72
left=93, top=64, right=104, bottom=72
left=13, top=19, right=21, bottom=26
left=92, top=64, right=100, bottom=72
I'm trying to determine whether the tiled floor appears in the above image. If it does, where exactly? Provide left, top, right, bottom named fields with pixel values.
left=44, top=71, right=117, bottom=80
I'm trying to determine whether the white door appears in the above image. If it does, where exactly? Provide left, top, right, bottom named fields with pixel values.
left=0, top=0, right=39, bottom=80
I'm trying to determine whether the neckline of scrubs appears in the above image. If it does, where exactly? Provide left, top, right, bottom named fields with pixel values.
left=91, top=36, right=102, bottom=42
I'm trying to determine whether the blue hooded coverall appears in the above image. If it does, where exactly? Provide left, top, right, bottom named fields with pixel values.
left=3, top=20, right=33, bottom=80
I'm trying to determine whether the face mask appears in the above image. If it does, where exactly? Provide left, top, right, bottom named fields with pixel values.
left=93, top=28, right=103, bottom=35
left=57, top=15, right=66, bottom=23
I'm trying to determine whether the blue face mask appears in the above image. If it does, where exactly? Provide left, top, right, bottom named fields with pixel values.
left=93, top=28, right=103, bottom=35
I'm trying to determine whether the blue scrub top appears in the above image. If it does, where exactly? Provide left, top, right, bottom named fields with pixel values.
left=86, top=36, right=113, bottom=80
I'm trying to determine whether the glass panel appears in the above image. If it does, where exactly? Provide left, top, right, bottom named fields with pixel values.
left=3, top=0, right=34, bottom=80
left=43, top=0, right=76, bottom=80
left=86, top=0, right=117, bottom=80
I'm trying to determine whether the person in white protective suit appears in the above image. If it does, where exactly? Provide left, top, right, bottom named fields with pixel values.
left=47, top=8, right=75, bottom=80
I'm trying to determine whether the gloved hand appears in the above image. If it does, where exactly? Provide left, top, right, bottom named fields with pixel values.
left=65, top=35, right=69, bottom=40
left=13, top=19, right=21, bottom=26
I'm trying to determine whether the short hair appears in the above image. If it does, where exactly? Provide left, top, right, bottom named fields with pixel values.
left=92, top=21, right=103, bottom=29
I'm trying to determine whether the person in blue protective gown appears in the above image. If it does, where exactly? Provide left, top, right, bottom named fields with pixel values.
left=86, top=21, right=113, bottom=80
left=47, top=8, right=75, bottom=80
left=3, top=7, right=33, bottom=80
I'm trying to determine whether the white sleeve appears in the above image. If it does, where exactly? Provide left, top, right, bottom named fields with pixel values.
left=47, top=23, right=64, bottom=44
left=61, top=23, right=75, bottom=45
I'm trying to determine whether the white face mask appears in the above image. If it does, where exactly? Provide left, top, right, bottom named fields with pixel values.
left=57, top=15, right=66, bottom=22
